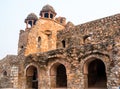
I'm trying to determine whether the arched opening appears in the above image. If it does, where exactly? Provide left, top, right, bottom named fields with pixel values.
left=45, top=13, right=49, bottom=18
left=3, top=71, right=7, bottom=76
left=38, top=36, right=41, bottom=48
left=26, top=66, right=38, bottom=89
left=50, top=63, right=67, bottom=88
left=62, top=40, right=66, bottom=48
left=50, top=14, right=53, bottom=19
left=56, top=64, right=67, bottom=87
left=28, top=21, right=33, bottom=27
left=88, top=59, right=107, bottom=88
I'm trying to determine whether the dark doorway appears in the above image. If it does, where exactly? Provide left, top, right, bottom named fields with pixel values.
left=26, top=66, right=38, bottom=89
left=56, top=64, right=67, bottom=88
left=88, top=59, right=107, bottom=88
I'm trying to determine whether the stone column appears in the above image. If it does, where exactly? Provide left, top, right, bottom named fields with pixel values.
left=67, top=71, right=83, bottom=89
left=84, top=74, right=88, bottom=89
left=26, top=21, right=28, bottom=29
left=42, top=12, right=44, bottom=18
left=32, top=20, right=34, bottom=26
left=107, top=43, right=120, bottom=89
left=50, top=75, right=56, bottom=88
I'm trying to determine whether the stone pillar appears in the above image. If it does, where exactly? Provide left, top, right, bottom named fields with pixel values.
left=107, top=43, right=120, bottom=89
left=38, top=68, right=50, bottom=89
left=48, top=11, right=50, bottom=19
left=23, top=77, right=27, bottom=89
left=32, top=20, right=34, bottom=26
left=53, top=14, right=55, bottom=20
left=50, top=75, right=56, bottom=88
left=42, top=12, right=44, bottom=18
left=26, top=21, right=28, bottom=29
left=67, top=72, right=83, bottom=89
left=84, top=74, right=88, bottom=89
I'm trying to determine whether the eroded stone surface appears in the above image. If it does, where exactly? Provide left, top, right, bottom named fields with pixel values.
left=0, top=5, right=120, bottom=89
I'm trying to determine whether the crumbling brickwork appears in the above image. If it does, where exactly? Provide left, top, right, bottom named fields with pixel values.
left=0, top=4, right=120, bottom=89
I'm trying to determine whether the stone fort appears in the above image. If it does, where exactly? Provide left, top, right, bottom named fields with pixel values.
left=0, top=4, right=120, bottom=89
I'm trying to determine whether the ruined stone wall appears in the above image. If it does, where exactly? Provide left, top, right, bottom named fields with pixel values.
left=20, top=45, right=111, bottom=89
left=56, top=14, right=120, bottom=88
left=57, top=14, right=120, bottom=48
left=24, top=18, right=65, bottom=56
left=0, top=55, right=19, bottom=88
left=18, top=30, right=30, bottom=55
left=2, top=4, right=120, bottom=89
left=18, top=14, right=120, bottom=89
left=107, top=35, right=120, bottom=87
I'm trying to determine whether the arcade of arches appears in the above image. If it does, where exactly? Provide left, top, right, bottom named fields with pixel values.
left=25, top=57, right=108, bottom=89
left=1, top=4, right=120, bottom=89
left=25, top=63, right=67, bottom=89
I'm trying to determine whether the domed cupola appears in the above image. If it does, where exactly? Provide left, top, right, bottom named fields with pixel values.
left=25, top=13, right=38, bottom=28
left=40, top=4, right=57, bottom=19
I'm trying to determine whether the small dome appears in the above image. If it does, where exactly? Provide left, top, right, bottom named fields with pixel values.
left=40, top=4, right=56, bottom=16
left=42, top=4, right=55, bottom=13
left=25, top=13, right=38, bottom=23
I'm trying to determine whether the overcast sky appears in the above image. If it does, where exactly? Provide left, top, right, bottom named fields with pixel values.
left=0, top=0, right=120, bottom=59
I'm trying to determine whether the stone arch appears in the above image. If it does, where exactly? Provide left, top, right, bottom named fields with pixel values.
left=49, top=61, right=67, bottom=88
left=83, top=57, right=107, bottom=75
left=25, top=63, right=39, bottom=89
left=82, top=54, right=109, bottom=88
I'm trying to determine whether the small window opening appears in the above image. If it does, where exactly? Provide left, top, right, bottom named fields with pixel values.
left=38, top=36, right=41, bottom=48
left=3, top=71, right=7, bottom=76
left=21, top=46, right=24, bottom=49
left=28, top=21, right=33, bottom=27
left=50, top=14, right=53, bottom=19
left=62, top=40, right=66, bottom=48
left=45, top=13, right=49, bottom=18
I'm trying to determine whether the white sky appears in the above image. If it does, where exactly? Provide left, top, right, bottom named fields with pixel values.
left=0, top=0, right=120, bottom=59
